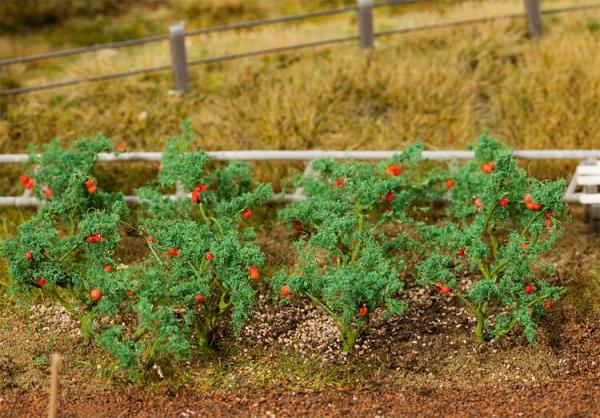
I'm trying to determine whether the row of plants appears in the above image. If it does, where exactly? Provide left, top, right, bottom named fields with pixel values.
left=0, top=124, right=569, bottom=379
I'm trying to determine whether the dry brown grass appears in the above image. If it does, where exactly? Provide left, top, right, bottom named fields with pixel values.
left=0, top=0, right=599, bottom=190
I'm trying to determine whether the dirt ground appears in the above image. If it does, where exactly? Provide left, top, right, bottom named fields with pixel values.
left=1, top=206, right=600, bottom=417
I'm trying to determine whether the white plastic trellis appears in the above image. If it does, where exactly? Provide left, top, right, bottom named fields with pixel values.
left=3, top=149, right=600, bottom=207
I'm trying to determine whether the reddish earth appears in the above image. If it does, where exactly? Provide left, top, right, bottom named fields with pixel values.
left=1, top=374, right=599, bottom=417
left=1, top=320, right=598, bottom=417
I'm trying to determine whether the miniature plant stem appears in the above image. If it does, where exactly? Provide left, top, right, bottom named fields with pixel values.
left=80, top=311, right=96, bottom=345
left=340, top=321, right=368, bottom=353
left=476, top=260, right=491, bottom=280
left=474, top=307, right=486, bottom=344
left=132, top=326, right=149, bottom=342
left=144, top=335, right=164, bottom=368
left=305, top=292, right=343, bottom=331
left=490, top=258, right=510, bottom=279
left=340, top=325, right=358, bottom=353
left=146, top=240, right=164, bottom=266
left=453, top=290, right=486, bottom=343
left=350, top=202, right=364, bottom=265
left=483, top=203, right=500, bottom=262
left=198, top=204, right=211, bottom=224
left=520, top=208, right=546, bottom=236
left=58, top=240, right=82, bottom=263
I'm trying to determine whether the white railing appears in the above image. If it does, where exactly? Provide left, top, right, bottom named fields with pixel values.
left=2, top=149, right=600, bottom=206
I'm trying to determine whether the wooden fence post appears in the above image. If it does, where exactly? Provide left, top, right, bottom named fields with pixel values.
left=169, top=23, right=189, bottom=91
left=48, top=353, right=62, bottom=418
left=523, top=0, right=543, bottom=38
left=358, top=0, right=374, bottom=49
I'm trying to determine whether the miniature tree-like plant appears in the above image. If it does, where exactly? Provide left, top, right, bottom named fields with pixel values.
left=417, top=134, right=568, bottom=343
left=273, top=145, right=443, bottom=353
left=1, top=137, right=126, bottom=343
left=97, top=122, right=273, bottom=374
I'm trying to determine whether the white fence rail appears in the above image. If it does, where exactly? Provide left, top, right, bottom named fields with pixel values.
left=2, top=149, right=600, bottom=207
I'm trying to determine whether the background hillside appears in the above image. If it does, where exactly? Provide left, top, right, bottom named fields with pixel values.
left=1, top=0, right=599, bottom=190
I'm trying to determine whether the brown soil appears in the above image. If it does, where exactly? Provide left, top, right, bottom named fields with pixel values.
left=1, top=206, right=600, bottom=417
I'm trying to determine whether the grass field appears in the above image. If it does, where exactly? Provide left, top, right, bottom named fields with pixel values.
left=1, top=0, right=600, bottom=188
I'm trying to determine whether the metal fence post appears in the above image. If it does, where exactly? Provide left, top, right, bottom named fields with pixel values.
left=523, top=0, right=543, bottom=38
left=169, top=23, right=189, bottom=91
left=357, top=0, right=374, bottom=49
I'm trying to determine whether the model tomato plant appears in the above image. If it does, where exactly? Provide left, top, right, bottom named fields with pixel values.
left=417, top=134, right=568, bottom=343
left=97, top=123, right=272, bottom=374
left=1, top=137, right=126, bottom=343
left=24, top=136, right=122, bottom=221
left=273, top=145, right=443, bottom=353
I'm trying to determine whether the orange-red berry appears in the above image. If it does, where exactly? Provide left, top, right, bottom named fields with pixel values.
left=387, top=164, right=402, bottom=177
left=280, top=286, right=291, bottom=298
left=248, top=266, right=260, bottom=281
left=90, top=288, right=102, bottom=301
left=334, top=177, right=347, bottom=187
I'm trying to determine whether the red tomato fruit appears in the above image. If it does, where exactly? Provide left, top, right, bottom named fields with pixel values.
left=90, top=288, right=102, bottom=301
left=386, top=164, right=402, bottom=177
left=248, top=266, right=260, bottom=281
left=280, top=286, right=291, bottom=298
left=86, top=234, right=102, bottom=243
left=86, top=179, right=96, bottom=193
left=334, top=177, right=347, bottom=187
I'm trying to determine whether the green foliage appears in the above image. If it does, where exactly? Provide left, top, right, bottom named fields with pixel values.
left=0, top=126, right=572, bottom=376
left=26, top=135, right=122, bottom=219
left=417, top=132, right=568, bottom=343
left=97, top=124, right=273, bottom=373
left=274, top=146, right=443, bottom=352
left=1, top=136, right=127, bottom=343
